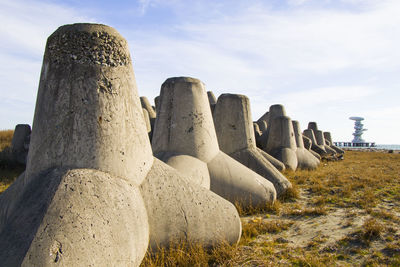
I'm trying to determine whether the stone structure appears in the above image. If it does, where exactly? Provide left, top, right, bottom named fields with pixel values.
left=307, top=122, right=336, bottom=156
left=152, top=77, right=276, bottom=208
left=292, top=121, right=319, bottom=169
left=303, top=135, right=322, bottom=160
left=213, top=94, right=291, bottom=196
left=10, top=124, right=31, bottom=164
left=0, top=24, right=241, bottom=266
left=323, top=132, right=344, bottom=155
left=303, top=129, right=328, bottom=157
left=265, top=115, right=298, bottom=170
left=207, top=91, right=217, bottom=113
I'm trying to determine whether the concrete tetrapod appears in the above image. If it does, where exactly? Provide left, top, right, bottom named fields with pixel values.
left=258, top=104, right=286, bottom=152
left=10, top=124, right=31, bottom=164
left=265, top=115, right=298, bottom=171
left=213, top=94, right=291, bottom=196
left=207, top=91, right=217, bottom=113
left=303, top=135, right=322, bottom=160
left=292, top=121, right=320, bottom=170
left=315, top=130, right=337, bottom=156
left=140, top=96, right=156, bottom=136
left=303, top=129, right=329, bottom=157
left=0, top=23, right=151, bottom=267
left=324, top=132, right=344, bottom=154
left=0, top=24, right=241, bottom=266
left=152, top=77, right=276, bottom=208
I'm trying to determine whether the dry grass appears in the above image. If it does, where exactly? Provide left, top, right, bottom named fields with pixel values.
left=1, top=132, right=399, bottom=266
left=0, top=129, right=24, bottom=193
left=0, top=129, right=13, bottom=151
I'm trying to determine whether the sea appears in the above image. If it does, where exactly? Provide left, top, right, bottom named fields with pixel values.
left=374, top=144, right=400, bottom=150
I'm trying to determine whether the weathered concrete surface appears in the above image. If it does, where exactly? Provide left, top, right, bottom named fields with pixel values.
left=308, top=122, right=318, bottom=132
left=2, top=168, right=148, bottom=267
left=256, top=111, right=269, bottom=126
left=265, top=115, right=298, bottom=171
left=303, top=135, right=322, bottom=160
left=208, top=151, right=276, bottom=206
left=25, top=24, right=154, bottom=185
left=254, top=122, right=262, bottom=146
left=152, top=77, right=220, bottom=163
left=142, top=108, right=152, bottom=137
left=324, top=132, right=345, bottom=154
left=156, top=152, right=210, bottom=189
left=258, top=120, right=268, bottom=133
left=213, top=93, right=291, bottom=196
left=292, top=120, right=319, bottom=170
left=11, top=124, right=31, bottom=164
left=140, top=96, right=156, bottom=119
left=153, top=77, right=276, bottom=208
left=207, top=91, right=217, bottom=113
left=256, top=147, right=286, bottom=171
left=154, top=96, right=160, bottom=114
left=315, top=130, right=337, bottom=155
left=140, top=159, right=241, bottom=250
left=303, top=129, right=328, bottom=157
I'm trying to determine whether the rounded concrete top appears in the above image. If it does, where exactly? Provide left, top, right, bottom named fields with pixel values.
left=308, top=122, right=318, bottom=131
left=46, top=23, right=131, bottom=67
left=268, top=104, right=286, bottom=122
left=163, top=77, right=204, bottom=86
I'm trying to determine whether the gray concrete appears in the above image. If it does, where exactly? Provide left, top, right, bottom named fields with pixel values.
left=303, top=129, right=329, bottom=157
left=308, top=122, right=318, bottom=132
left=142, top=108, right=152, bottom=137
left=303, top=135, right=322, bottom=160
left=0, top=24, right=243, bottom=266
left=154, top=96, right=160, bottom=114
left=152, top=77, right=276, bottom=208
left=207, top=91, right=217, bottom=113
left=292, top=120, right=319, bottom=170
left=265, top=115, right=298, bottom=170
left=140, top=158, right=241, bottom=250
left=140, top=96, right=156, bottom=120
left=0, top=23, right=151, bottom=266
left=11, top=124, right=31, bottom=164
left=315, top=130, right=337, bottom=155
left=213, top=94, right=291, bottom=196
left=25, top=24, right=154, bottom=184
left=256, top=147, right=286, bottom=171
left=324, top=132, right=345, bottom=154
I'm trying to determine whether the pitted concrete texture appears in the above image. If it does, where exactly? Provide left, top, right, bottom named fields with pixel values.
left=213, top=94, right=291, bottom=196
left=153, top=77, right=276, bottom=208
left=11, top=124, right=31, bottom=164
left=0, top=168, right=149, bottom=267
left=153, top=77, right=220, bottom=162
left=140, top=159, right=241, bottom=250
left=324, top=132, right=344, bottom=154
left=303, top=129, right=329, bottom=157
left=25, top=23, right=154, bottom=185
left=292, top=121, right=319, bottom=170
left=265, top=116, right=298, bottom=171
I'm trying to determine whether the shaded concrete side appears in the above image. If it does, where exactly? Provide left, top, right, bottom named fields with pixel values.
left=256, top=148, right=286, bottom=171
left=208, top=151, right=276, bottom=208
left=140, top=96, right=156, bottom=119
left=324, top=132, right=345, bottom=154
left=315, top=130, right=337, bottom=155
left=230, top=149, right=291, bottom=196
left=11, top=124, right=31, bottom=164
left=303, top=129, right=328, bottom=157
left=292, top=120, right=320, bottom=170
left=0, top=168, right=149, bottom=267
left=308, top=122, right=318, bottom=132
left=303, top=135, right=322, bottom=160
left=265, top=116, right=298, bottom=171
left=140, top=159, right=241, bottom=250
left=155, top=152, right=210, bottom=189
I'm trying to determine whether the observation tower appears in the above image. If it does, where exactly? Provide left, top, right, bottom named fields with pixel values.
left=349, top=116, right=367, bottom=143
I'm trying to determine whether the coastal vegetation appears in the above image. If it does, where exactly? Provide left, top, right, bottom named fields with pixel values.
left=0, top=130, right=399, bottom=266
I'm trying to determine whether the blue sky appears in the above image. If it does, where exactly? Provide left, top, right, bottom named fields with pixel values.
left=1, top=0, right=399, bottom=144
